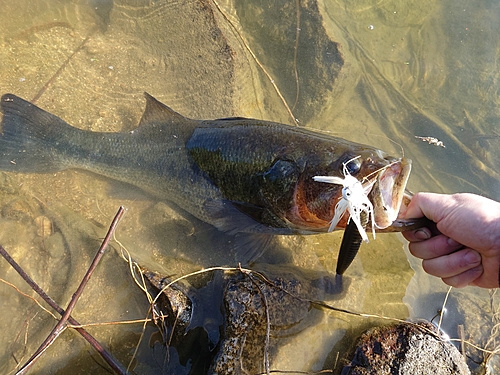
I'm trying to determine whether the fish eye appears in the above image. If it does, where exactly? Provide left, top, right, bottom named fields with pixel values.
left=344, top=158, right=361, bottom=175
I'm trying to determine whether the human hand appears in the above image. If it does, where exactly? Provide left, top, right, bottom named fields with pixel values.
left=402, top=192, right=500, bottom=288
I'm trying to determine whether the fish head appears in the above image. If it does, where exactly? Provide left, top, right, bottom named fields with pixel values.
left=289, top=144, right=411, bottom=232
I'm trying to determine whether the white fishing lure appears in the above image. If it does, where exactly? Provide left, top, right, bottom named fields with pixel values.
left=313, top=157, right=376, bottom=242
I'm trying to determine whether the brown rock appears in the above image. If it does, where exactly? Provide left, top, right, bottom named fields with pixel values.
left=341, top=321, right=470, bottom=375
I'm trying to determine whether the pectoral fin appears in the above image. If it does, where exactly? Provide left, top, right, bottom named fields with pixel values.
left=202, top=198, right=286, bottom=264
left=233, top=233, right=274, bottom=265
left=203, top=196, right=298, bottom=235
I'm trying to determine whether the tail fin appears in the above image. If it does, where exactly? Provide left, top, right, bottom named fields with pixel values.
left=0, top=94, right=68, bottom=172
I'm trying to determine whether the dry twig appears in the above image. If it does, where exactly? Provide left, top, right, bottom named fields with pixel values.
left=0, top=206, right=128, bottom=375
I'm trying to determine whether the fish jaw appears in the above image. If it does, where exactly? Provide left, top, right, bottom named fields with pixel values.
left=368, top=158, right=412, bottom=229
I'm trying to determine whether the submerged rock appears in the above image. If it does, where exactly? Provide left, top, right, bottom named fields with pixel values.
left=142, top=264, right=346, bottom=374
left=340, top=321, right=470, bottom=375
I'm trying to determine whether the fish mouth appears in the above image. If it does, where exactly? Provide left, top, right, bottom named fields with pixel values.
left=368, top=158, right=412, bottom=229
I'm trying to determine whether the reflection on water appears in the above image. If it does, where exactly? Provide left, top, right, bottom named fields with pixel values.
left=0, top=0, right=498, bottom=373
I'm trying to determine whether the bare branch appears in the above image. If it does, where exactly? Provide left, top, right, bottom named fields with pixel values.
left=0, top=207, right=128, bottom=375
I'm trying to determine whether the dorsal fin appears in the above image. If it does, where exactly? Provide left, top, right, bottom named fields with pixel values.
left=138, top=92, right=190, bottom=127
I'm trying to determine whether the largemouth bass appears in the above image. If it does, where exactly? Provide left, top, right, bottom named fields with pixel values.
left=0, top=93, right=416, bottom=262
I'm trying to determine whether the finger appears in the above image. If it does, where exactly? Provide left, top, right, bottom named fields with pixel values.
left=408, top=234, right=463, bottom=259
left=402, top=222, right=440, bottom=242
left=403, top=192, right=450, bottom=222
left=441, top=266, right=484, bottom=288
left=421, top=248, right=482, bottom=279
left=402, top=228, right=427, bottom=242
left=469, top=257, right=500, bottom=288
left=402, top=227, right=431, bottom=242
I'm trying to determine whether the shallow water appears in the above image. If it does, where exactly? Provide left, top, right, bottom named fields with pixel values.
left=0, top=0, right=498, bottom=373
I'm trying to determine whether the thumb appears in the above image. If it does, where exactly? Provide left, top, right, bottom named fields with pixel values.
left=404, top=192, right=449, bottom=223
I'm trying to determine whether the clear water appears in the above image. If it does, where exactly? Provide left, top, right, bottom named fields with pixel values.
left=0, top=0, right=498, bottom=373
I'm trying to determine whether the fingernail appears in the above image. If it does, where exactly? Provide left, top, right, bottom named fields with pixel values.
left=464, top=250, right=481, bottom=266
left=414, top=228, right=431, bottom=240
left=447, top=237, right=462, bottom=247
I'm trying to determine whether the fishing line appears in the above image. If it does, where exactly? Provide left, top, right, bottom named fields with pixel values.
left=291, top=0, right=301, bottom=113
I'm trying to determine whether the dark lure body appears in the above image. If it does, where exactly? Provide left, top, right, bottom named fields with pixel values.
left=0, top=93, right=416, bottom=263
